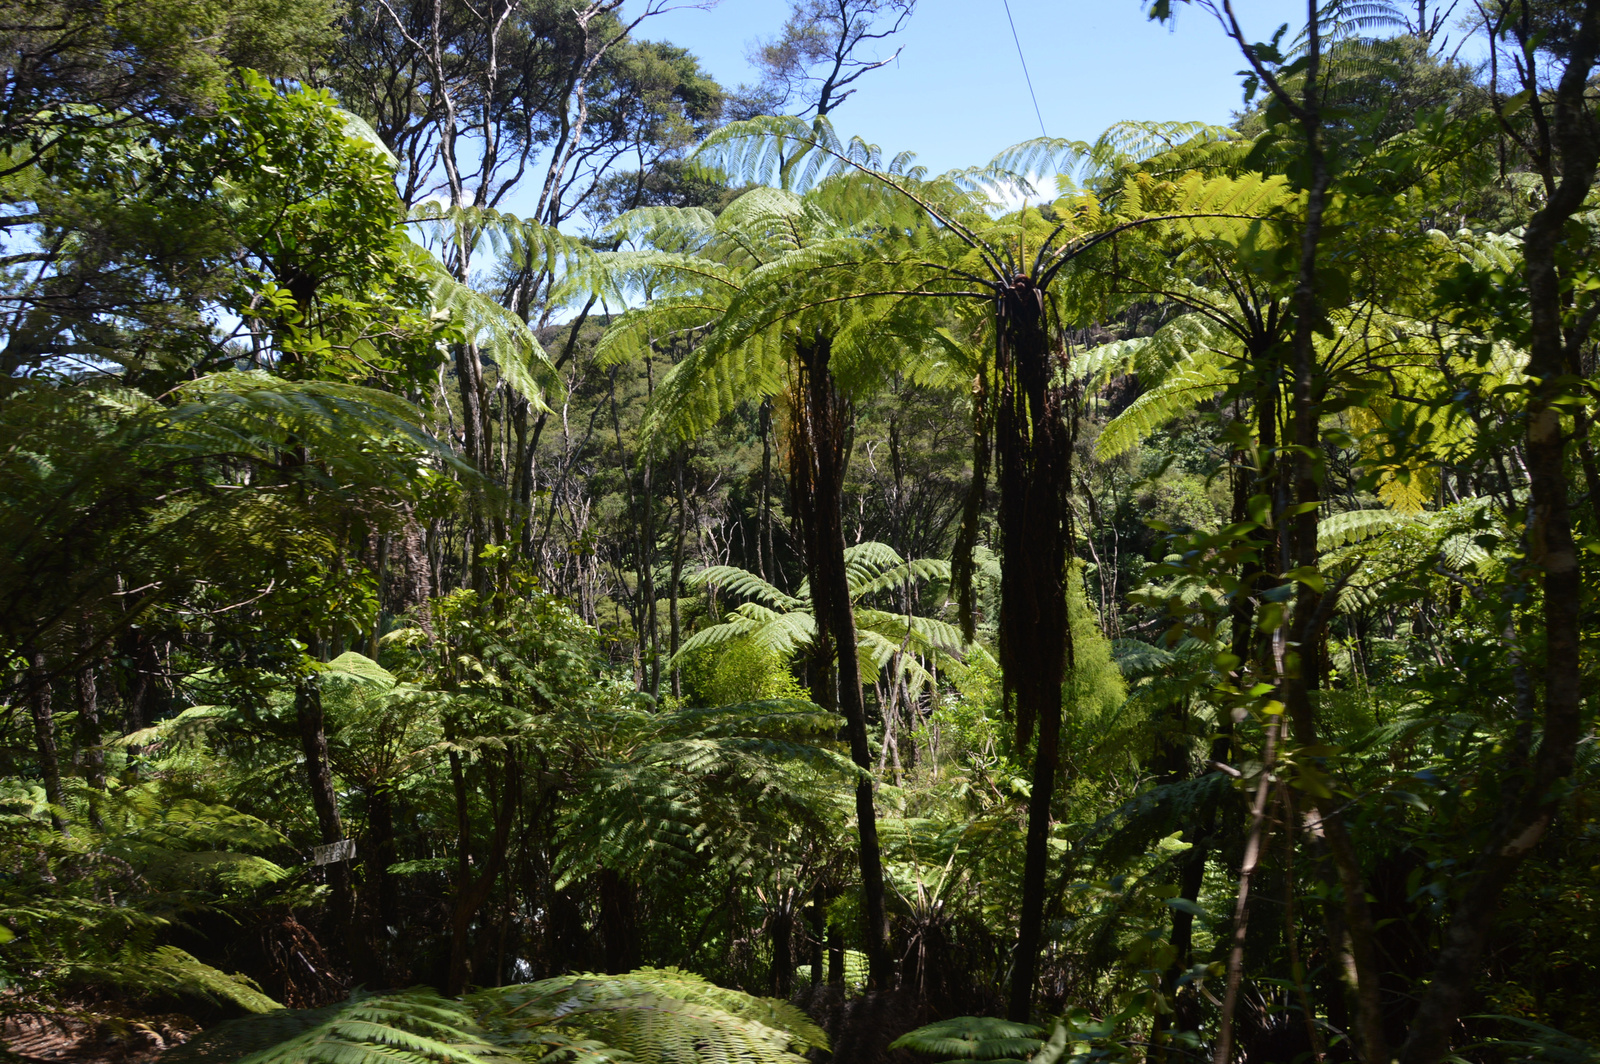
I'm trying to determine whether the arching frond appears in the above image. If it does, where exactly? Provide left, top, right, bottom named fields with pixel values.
left=177, top=989, right=504, bottom=1064
left=402, top=244, right=559, bottom=411
left=1095, top=353, right=1233, bottom=459
left=1317, top=507, right=1418, bottom=549
left=689, top=566, right=804, bottom=610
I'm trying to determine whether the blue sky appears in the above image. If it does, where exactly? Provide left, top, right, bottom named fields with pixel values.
left=635, top=0, right=1311, bottom=174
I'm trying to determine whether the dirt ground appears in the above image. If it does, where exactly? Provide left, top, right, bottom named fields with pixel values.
left=2, top=1013, right=198, bottom=1064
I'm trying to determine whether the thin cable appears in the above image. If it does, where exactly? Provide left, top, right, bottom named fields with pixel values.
left=1000, top=0, right=1048, bottom=138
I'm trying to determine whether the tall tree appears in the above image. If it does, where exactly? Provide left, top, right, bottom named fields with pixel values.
left=745, top=0, right=917, bottom=119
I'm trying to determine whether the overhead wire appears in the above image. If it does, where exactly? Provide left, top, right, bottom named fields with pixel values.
left=1000, top=0, right=1048, bottom=138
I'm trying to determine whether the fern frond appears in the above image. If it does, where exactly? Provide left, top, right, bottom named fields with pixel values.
left=475, top=968, right=825, bottom=1064
left=1094, top=354, right=1233, bottom=459
left=188, top=989, right=504, bottom=1064
left=403, top=245, right=558, bottom=411
left=1317, top=508, right=1417, bottom=550
left=889, top=1016, right=1045, bottom=1064
left=688, top=566, right=804, bottom=609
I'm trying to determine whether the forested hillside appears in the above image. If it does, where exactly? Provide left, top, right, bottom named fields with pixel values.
left=4, top=1, right=1599, bottom=1063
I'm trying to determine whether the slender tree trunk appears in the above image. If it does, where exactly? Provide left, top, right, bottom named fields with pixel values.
left=296, top=673, right=351, bottom=925
left=790, top=333, right=893, bottom=989
left=809, top=883, right=827, bottom=989
left=27, top=649, right=67, bottom=834
left=76, top=638, right=104, bottom=793
left=995, top=277, right=1070, bottom=1022
left=759, top=398, right=773, bottom=581
left=1280, top=114, right=1392, bottom=1064
left=365, top=785, right=399, bottom=980
left=769, top=887, right=795, bottom=998
left=670, top=450, right=687, bottom=700
left=953, top=374, right=989, bottom=644
left=600, top=867, right=642, bottom=974
left=827, top=921, right=844, bottom=986
left=446, top=750, right=518, bottom=994
left=455, top=342, right=492, bottom=597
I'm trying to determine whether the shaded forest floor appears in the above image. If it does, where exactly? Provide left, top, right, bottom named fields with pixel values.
left=3, top=1012, right=198, bottom=1064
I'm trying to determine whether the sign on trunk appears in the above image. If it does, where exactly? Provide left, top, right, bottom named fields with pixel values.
left=312, top=839, right=356, bottom=865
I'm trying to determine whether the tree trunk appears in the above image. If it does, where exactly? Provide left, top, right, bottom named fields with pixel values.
left=670, top=450, right=688, bottom=700
left=296, top=674, right=351, bottom=925
left=790, top=332, right=893, bottom=989
left=455, top=341, right=492, bottom=597
left=28, top=649, right=68, bottom=834
left=76, top=643, right=104, bottom=792
left=600, top=867, right=642, bottom=974
left=364, top=784, right=399, bottom=982
left=827, top=921, right=844, bottom=986
left=809, top=883, right=827, bottom=988
left=1277, top=73, right=1393, bottom=1064
left=995, top=276, right=1070, bottom=1022
left=446, top=749, right=518, bottom=994
left=759, top=398, right=773, bottom=581
left=768, top=887, right=795, bottom=998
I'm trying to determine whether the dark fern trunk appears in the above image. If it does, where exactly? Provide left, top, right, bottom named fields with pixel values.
left=996, top=277, right=1071, bottom=1022
left=790, top=331, right=893, bottom=990
left=446, top=749, right=519, bottom=994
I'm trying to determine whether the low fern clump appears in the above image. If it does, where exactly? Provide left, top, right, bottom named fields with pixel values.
left=169, top=968, right=827, bottom=1064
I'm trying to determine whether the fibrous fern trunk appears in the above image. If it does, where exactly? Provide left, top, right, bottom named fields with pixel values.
left=789, top=332, right=893, bottom=990
left=996, top=277, right=1071, bottom=1022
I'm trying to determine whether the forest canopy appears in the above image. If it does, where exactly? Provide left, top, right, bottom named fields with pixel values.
left=3, top=2, right=1600, bottom=1064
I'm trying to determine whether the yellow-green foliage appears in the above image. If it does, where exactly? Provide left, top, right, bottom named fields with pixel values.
left=678, top=635, right=804, bottom=706
left=1065, top=570, right=1126, bottom=722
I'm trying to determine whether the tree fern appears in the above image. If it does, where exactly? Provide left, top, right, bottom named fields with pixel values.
left=1317, top=507, right=1418, bottom=549
left=672, top=544, right=973, bottom=689
left=402, top=243, right=560, bottom=412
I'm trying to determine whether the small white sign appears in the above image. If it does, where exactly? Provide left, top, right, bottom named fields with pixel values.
left=312, top=839, right=356, bottom=865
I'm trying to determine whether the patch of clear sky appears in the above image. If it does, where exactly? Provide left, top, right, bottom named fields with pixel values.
left=633, top=0, right=1313, bottom=175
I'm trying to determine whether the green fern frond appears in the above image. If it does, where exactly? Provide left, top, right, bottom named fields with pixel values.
left=140, top=946, right=282, bottom=1014
left=186, top=989, right=504, bottom=1064
left=402, top=245, right=559, bottom=411
left=889, top=1017, right=1045, bottom=1064
left=475, top=968, right=825, bottom=1064
left=322, top=651, right=397, bottom=688
left=1317, top=508, right=1418, bottom=550
left=1095, top=354, right=1233, bottom=459
left=689, top=567, right=804, bottom=609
